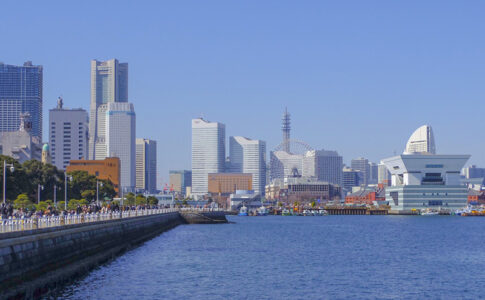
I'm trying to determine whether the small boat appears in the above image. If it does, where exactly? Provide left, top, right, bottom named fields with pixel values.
left=257, top=206, right=269, bottom=216
left=421, top=209, right=439, bottom=216
left=238, top=205, right=248, bottom=216
left=319, top=209, right=328, bottom=216
left=303, top=209, right=313, bottom=216
left=282, top=208, right=291, bottom=216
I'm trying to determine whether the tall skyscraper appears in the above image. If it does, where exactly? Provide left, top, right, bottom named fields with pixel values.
left=0, top=62, right=43, bottom=139
left=229, top=136, right=266, bottom=195
left=94, top=102, right=135, bottom=191
left=135, top=138, right=157, bottom=193
left=191, top=118, right=225, bottom=197
left=303, top=150, right=343, bottom=186
left=88, top=59, right=128, bottom=159
left=49, top=98, right=88, bottom=170
left=351, top=157, right=370, bottom=186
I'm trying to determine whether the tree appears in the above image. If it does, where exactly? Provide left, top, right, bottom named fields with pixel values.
left=147, top=196, right=158, bottom=205
left=135, top=194, right=146, bottom=206
left=125, top=193, right=135, bottom=206
left=0, top=155, right=28, bottom=202
left=13, top=193, right=34, bottom=210
left=81, top=190, right=96, bottom=201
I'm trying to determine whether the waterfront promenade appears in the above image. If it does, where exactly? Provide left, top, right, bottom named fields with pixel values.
left=0, top=207, right=228, bottom=299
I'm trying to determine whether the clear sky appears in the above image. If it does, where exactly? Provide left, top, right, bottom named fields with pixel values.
left=2, top=0, right=484, bottom=186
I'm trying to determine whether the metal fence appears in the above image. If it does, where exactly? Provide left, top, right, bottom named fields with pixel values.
left=0, top=208, right=179, bottom=233
left=0, top=207, right=226, bottom=233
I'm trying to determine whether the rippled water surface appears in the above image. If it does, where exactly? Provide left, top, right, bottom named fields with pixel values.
left=56, top=216, right=485, bottom=299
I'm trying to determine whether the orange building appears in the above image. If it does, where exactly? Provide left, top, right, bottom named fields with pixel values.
left=208, top=173, right=252, bottom=195
left=66, top=157, right=121, bottom=195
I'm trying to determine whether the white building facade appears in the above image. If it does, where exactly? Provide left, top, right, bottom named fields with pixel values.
left=229, top=136, right=266, bottom=195
left=382, top=154, right=470, bottom=211
left=191, top=118, right=225, bottom=197
left=303, top=150, right=343, bottom=186
left=94, top=102, right=136, bottom=191
left=49, top=105, right=88, bottom=169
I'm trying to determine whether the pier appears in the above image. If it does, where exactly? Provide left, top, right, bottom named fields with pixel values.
left=0, top=208, right=227, bottom=299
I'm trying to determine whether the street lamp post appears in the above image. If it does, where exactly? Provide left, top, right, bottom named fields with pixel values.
left=37, top=184, right=44, bottom=204
left=64, top=172, right=73, bottom=211
left=54, top=185, right=57, bottom=208
left=96, top=180, right=103, bottom=207
left=144, top=191, right=149, bottom=207
left=2, top=160, right=14, bottom=205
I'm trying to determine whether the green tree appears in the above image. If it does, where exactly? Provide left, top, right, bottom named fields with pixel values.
left=125, top=192, right=135, bottom=206
left=13, top=193, right=34, bottom=210
left=147, top=196, right=158, bottom=205
left=135, top=194, right=146, bottom=206
left=0, top=155, right=28, bottom=202
left=81, top=190, right=96, bottom=201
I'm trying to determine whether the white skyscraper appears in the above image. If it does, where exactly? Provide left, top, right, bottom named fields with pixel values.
left=191, top=118, right=225, bottom=197
left=88, top=59, right=128, bottom=159
left=229, top=136, right=266, bottom=195
left=136, top=138, right=157, bottom=193
left=404, top=125, right=436, bottom=154
left=49, top=98, right=88, bottom=169
left=94, top=102, right=135, bottom=191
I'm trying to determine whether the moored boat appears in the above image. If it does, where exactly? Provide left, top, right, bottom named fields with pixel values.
left=238, top=205, right=248, bottom=216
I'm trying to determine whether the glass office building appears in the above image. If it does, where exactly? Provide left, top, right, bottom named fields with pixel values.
left=0, top=62, right=43, bottom=139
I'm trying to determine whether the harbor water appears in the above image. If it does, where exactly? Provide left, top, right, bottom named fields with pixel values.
left=55, top=215, right=485, bottom=299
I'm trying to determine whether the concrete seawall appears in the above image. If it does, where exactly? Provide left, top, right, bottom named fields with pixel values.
left=0, top=211, right=227, bottom=299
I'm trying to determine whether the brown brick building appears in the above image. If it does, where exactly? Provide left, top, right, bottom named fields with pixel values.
left=208, top=173, right=252, bottom=195
left=66, top=157, right=121, bottom=195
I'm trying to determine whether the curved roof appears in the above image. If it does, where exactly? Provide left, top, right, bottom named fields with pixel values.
left=404, top=125, right=436, bottom=154
left=42, top=143, right=49, bottom=151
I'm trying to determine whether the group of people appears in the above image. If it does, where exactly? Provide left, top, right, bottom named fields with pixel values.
left=0, top=202, right=172, bottom=220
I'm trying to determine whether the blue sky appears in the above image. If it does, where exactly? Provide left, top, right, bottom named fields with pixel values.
left=2, top=1, right=484, bottom=185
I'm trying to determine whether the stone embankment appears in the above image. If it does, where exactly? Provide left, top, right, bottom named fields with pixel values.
left=0, top=210, right=227, bottom=299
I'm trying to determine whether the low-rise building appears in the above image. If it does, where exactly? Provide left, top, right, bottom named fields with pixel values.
left=0, top=113, right=41, bottom=163
left=208, top=173, right=252, bottom=195
left=345, top=185, right=386, bottom=205
left=265, top=176, right=341, bottom=204
left=66, top=157, right=121, bottom=195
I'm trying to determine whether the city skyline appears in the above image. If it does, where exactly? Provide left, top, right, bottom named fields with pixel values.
left=2, top=1, right=484, bottom=185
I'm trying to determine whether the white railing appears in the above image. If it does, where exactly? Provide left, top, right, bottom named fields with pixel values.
left=0, top=208, right=178, bottom=233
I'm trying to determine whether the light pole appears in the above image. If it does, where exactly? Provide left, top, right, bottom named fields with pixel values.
left=54, top=184, right=57, bottom=208
left=2, top=160, right=14, bottom=205
left=96, top=180, right=103, bottom=206
left=37, top=184, right=44, bottom=204
left=144, top=191, right=149, bottom=207
left=64, top=172, right=73, bottom=211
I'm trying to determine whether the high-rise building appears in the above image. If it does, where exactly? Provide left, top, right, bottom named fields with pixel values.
left=229, top=136, right=266, bottom=195
left=303, top=150, right=343, bottom=186
left=342, top=167, right=360, bottom=192
left=351, top=157, right=370, bottom=186
left=191, top=118, right=225, bottom=197
left=88, top=59, right=128, bottom=159
left=0, top=62, right=43, bottom=139
left=404, top=125, right=436, bottom=154
left=49, top=98, right=88, bottom=170
left=135, top=138, right=157, bottom=193
left=169, top=170, right=192, bottom=195
left=368, top=162, right=378, bottom=185
left=93, top=102, right=135, bottom=191
left=377, top=163, right=390, bottom=184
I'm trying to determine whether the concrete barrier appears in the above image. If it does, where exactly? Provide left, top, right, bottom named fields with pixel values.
left=0, top=212, right=184, bottom=299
